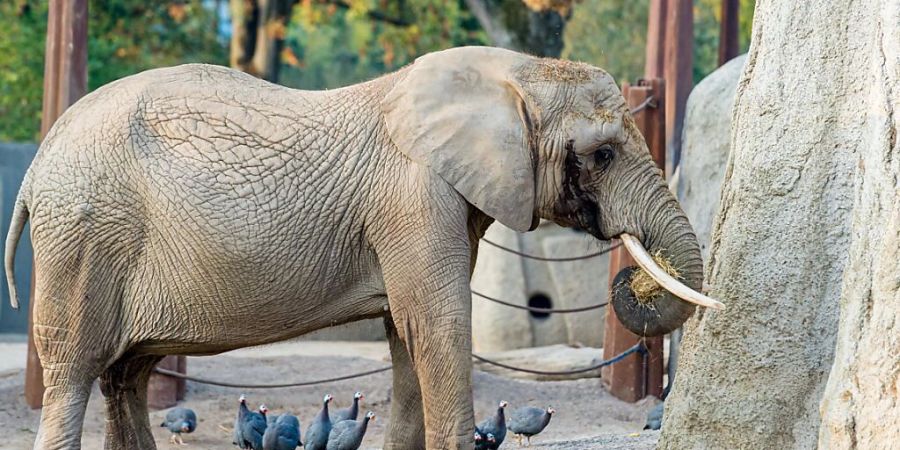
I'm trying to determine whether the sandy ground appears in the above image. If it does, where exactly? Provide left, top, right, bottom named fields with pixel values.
left=0, top=341, right=660, bottom=449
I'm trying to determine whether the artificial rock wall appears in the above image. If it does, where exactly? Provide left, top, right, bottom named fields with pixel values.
left=661, top=1, right=899, bottom=448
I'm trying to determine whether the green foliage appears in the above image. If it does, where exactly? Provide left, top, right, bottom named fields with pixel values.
left=281, top=0, right=486, bottom=89
left=564, top=0, right=755, bottom=86
left=562, top=0, right=648, bottom=84
left=0, top=2, right=48, bottom=142
left=0, top=1, right=226, bottom=142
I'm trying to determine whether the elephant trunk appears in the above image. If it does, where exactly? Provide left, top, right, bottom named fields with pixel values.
left=610, top=190, right=712, bottom=337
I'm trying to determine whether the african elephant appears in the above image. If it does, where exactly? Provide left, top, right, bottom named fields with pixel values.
left=4, top=46, right=718, bottom=449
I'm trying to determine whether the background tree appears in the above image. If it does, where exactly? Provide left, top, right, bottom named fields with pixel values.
left=0, top=0, right=755, bottom=142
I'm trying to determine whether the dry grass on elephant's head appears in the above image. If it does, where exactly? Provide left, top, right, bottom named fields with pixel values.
left=630, top=251, right=681, bottom=304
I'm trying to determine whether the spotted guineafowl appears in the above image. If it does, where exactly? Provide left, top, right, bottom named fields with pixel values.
left=332, top=392, right=364, bottom=422
left=263, top=413, right=302, bottom=450
left=476, top=400, right=507, bottom=449
left=304, top=394, right=334, bottom=450
left=508, top=406, right=555, bottom=446
left=239, top=405, right=269, bottom=450
left=234, top=395, right=250, bottom=448
left=160, top=407, right=197, bottom=445
left=326, top=411, right=375, bottom=450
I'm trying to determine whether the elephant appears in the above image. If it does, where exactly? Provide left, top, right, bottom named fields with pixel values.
left=4, top=46, right=719, bottom=449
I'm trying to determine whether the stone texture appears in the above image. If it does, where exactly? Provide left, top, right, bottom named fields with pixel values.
left=676, top=54, right=746, bottom=262
left=660, top=1, right=899, bottom=449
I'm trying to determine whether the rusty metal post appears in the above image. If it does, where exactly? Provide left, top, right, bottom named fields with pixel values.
left=644, top=0, right=668, bottom=79
left=148, top=356, right=186, bottom=409
left=718, top=0, right=740, bottom=66
left=27, top=0, right=89, bottom=409
left=663, top=0, right=693, bottom=178
left=601, top=80, right=666, bottom=403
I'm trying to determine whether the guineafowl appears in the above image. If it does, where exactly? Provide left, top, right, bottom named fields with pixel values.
left=159, top=406, right=197, bottom=445
left=644, top=401, right=664, bottom=430
left=234, top=395, right=251, bottom=448
left=508, top=406, right=555, bottom=446
left=326, top=411, right=375, bottom=450
left=238, top=404, right=269, bottom=450
left=304, top=394, right=334, bottom=450
left=263, top=413, right=302, bottom=450
left=332, top=391, right=364, bottom=422
left=474, top=428, right=491, bottom=450
left=476, top=400, right=508, bottom=449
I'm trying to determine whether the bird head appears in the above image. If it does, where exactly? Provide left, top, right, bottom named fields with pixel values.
left=487, top=433, right=497, bottom=444
left=366, top=411, right=376, bottom=421
left=474, top=432, right=483, bottom=443
left=499, top=400, right=508, bottom=409
left=354, top=391, right=365, bottom=400
left=324, top=394, right=333, bottom=404
left=547, top=407, right=556, bottom=415
left=239, top=394, right=246, bottom=404
left=180, top=422, right=192, bottom=433
left=259, top=405, right=268, bottom=415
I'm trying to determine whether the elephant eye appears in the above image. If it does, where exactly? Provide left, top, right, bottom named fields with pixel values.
left=593, top=144, right=615, bottom=170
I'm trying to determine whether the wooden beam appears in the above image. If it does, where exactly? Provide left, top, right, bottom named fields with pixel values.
left=663, top=0, right=693, bottom=178
left=644, top=0, right=668, bottom=79
left=148, top=356, right=187, bottom=410
left=27, top=0, right=89, bottom=409
left=602, top=80, right=666, bottom=403
left=718, top=0, right=740, bottom=66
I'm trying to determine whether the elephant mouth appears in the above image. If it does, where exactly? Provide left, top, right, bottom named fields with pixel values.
left=618, top=233, right=724, bottom=310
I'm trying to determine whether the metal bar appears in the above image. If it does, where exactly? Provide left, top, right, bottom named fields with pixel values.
left=718, top=0, right=740, bottom=66
left=27, top=0, right=89, bottom=409
left=602, top=81, right=666, bottom=402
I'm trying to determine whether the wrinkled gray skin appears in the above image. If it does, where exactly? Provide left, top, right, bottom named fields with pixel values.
left=4, top=46, right=702, bottom=450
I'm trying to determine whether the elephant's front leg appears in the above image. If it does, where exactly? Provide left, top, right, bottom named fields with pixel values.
left=383, top=316, right=426, bottom=450
left=381, top=243, right=475, bottom=449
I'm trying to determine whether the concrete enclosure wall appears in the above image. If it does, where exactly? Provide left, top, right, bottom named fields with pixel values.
left=0, top=143, right=37, bottom=334
left=471, top=221, right=609, bottom=352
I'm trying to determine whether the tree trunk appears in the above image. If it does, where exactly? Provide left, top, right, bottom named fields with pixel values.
left=660, top=1, right=899, bottom=448
left=229, top=0, right=293, bottom=82
left=464, top=0, right=569, bottom=57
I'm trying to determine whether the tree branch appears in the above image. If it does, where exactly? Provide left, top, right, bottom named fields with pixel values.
left=322, top=0, right=412, bottom=27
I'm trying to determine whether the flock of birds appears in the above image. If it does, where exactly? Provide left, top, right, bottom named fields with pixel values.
left=159, top=393, right=557, bottom=449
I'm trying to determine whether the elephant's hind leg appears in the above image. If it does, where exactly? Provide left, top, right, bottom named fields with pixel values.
left=99, top=354, right=164, bottom=450
left=383, top=316, right=426, bottom=450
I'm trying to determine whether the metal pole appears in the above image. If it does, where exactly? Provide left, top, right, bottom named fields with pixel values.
left=27, top=0, right=89, bottom=409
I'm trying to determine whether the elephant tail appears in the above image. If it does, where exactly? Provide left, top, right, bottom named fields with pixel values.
left=5, top=192, right=29, bottom=310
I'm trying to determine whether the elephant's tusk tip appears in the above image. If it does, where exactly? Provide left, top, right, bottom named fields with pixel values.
left=620, top=233, right=726, bottom=311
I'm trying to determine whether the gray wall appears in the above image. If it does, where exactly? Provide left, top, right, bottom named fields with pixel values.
left=0, top=143, right=37, bottom=334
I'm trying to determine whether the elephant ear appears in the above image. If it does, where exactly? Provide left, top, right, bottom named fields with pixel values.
left=382, top=47, right=537, bottom=232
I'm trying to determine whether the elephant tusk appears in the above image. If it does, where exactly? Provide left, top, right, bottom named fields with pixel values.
left=620, top=234, right=725, bottom=310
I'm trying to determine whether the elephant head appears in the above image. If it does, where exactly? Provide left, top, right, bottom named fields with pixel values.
left=382, top=46, right=721, bottom=336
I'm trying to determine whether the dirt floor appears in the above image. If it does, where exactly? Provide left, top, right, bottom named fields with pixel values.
left=0, top=341, right=661, bottom=449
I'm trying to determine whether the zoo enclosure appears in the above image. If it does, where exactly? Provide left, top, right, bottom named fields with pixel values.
left=20, top=0, right=743, bottom=410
